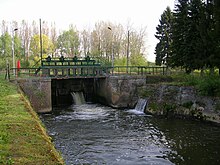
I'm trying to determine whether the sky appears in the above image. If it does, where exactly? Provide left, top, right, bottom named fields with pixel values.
left=0, top=0, right=175, bottom=62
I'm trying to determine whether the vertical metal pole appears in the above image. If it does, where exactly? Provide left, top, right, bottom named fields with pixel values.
left=112, top=40, right=114, bottom=68
left=126, top=30, right=130, bottom=74
left=108, top=27, right=114, bottom=69
left=12, top=32, right=15, bottom=76
left=12, top=28, right=18, bottom=76
left=40, top=19, right=43, bottom=66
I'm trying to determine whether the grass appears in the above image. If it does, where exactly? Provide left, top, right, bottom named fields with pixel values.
left=171, top=74, right=220, bottom=97
left=0, top=74, right=64, bottom=165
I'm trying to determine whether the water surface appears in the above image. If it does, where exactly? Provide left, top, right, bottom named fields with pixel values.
left=41, top=104, right=220, bottom=165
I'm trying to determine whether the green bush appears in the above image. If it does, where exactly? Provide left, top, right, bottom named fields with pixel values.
left=172, top=74, right=220, bottom=97
left=197, top=75, right=220, bottom=97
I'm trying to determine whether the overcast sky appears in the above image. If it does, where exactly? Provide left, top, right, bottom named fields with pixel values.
left=0, top=0, right=175, bottom=62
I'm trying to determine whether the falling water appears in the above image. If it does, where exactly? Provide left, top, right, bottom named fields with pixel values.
left=135, top=98, right=148, bottom=112
left=127, top=98, right=148, bottom=115
left=71, top=92, right=86, bottom=105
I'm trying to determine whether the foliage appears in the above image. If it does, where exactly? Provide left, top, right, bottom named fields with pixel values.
left=171, top=0, right=192, bottom=71
left=0, top=20, right=149, bottom=69
left=155, top=6, right=173, bottom=66
left=196, top=75, right=220, bottom=96
left=182, top=101, right=194, bottom=109
left=130, top=53, right=147, bottom=66
left=0, top=32, right=12, bottom=68
left=156, top=0, right=220, bottom=74
left=171, top=73, right=220, bottom=97
left=57, top=26, right=80, bottom=56
left=14, top=34, right=23, bottom=59
left=30, top=34, right=54, bottom=57
left=114, top=57, right=127, bottom=66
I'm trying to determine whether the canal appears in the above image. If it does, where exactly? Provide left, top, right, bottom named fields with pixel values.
left=40, top=103, right=220, bottom=165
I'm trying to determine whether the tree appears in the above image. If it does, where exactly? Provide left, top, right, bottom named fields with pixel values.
left=50, top=22, right=58, bottom=57
left=187, top=0, right=206, bottom=70
left=209, top=0, right=220, bottom=74
left=20, top=20, right=31, bottom=59
left=81, top=29, right=91, bottom=55
left=30, top=34, right=54, bottom=58
left=171, top=0, right=189, bottom=68
left=0, top=32, right=12, bottom=67
left=14, top=33, right=23, bottom=59
left=155, top=6, right=173, bottom=66
left=57, top=26, right=80, bottom=57
left=129, top=28, right=147, bottom=66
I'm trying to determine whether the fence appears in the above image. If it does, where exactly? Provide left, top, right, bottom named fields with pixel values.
left=5, top=65, right=168, bottom=79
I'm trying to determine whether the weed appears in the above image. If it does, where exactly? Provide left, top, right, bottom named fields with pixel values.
left=182, top=101, right=194, bottom=109
left=196, top=75, right=220, bottom=97
left=171, top=74, right=220, bottom=97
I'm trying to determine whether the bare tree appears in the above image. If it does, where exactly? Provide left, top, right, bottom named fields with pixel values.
left=50, top=22, right=57, bottom=57
left=42, top=21, right=49, bottom=36
left=32, top=20, right=39, bottom=35
left=81, top=29, right=91, bottom=56
left=20, top=20, right=32, bottom=58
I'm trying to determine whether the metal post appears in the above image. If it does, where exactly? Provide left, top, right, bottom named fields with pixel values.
left=107, top=27, right=114, bottom=69
left=12, top=28, right=18, bottom=76
left=126, top=30, right=130, bottom=74
left=40, top=19, right=43, bottom=66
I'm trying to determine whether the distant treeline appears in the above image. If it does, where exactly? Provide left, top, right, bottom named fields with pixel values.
left=0, top=20, right=148, bottom=68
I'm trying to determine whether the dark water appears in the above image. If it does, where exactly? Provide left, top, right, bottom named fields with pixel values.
left=40, top=104, right=220, bottom=165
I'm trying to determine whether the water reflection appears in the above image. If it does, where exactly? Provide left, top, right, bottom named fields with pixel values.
left=41, top=104, right=220, bottom=165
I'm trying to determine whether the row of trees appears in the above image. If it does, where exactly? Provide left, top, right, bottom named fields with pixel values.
left=155, top=0, right=220, bottom=74
left=0, top=20, right=148, bottom=68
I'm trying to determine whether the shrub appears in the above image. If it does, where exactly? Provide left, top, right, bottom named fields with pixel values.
left=172, top=74, right=220, bottom=97
left=197, top=75, right=220, bottom=97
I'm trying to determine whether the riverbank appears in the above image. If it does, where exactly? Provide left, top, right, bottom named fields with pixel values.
left=139, top=75, right=220, bottom=124
left=0, top=74, right=64, bottom=164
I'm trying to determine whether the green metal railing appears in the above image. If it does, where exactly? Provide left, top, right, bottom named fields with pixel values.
left=6, top=66, right=167, bottom=79
left=111, top=66, right=167, bottom=76
left=41, top=56, right=101, bottom=67
left=4, top=56, right=168, bottom=79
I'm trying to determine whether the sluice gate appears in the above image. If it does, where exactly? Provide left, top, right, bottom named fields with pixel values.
left=51, top=78, right=101, bottom=106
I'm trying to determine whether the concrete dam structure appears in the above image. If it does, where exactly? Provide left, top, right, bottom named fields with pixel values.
left=17, top=76, right=146, bottom=113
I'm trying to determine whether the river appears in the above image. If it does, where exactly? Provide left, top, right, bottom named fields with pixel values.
left=40, top=103, right=220, bottom=165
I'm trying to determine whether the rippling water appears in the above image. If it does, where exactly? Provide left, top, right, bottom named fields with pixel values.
left=41, top=104, right=220, bottom=165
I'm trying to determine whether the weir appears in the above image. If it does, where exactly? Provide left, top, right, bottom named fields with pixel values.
left=135, top=98, right=148, bottom=112
left=71, top=92, right=86, bottom=105
left=17, top=76, right=147, bottom=112
left=51, top=78, right=99, bottom=106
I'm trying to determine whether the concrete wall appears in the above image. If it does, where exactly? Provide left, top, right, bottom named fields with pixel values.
left=16, top=76, right=147, bottom=111
left=17, top=78, right=52, bottom=113
left=96, top=76, right=146, bottom=108
left=138, top=84, right=220, bottom=124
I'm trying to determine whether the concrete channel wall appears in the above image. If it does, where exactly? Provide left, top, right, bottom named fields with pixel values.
left=96, top=76, right=146, bottom=108
left=17, top=78, right=52, bottom=113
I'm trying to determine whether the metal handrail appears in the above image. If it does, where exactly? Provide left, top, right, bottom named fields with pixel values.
left=7, top=66, right=167, bottom=79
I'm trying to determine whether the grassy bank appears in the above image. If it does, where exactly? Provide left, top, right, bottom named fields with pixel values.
left=171, top=74, right=220, bottom=97
left=0, top=74, right=64, bottom=165
left=146, top=74, right=220, bottom=97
